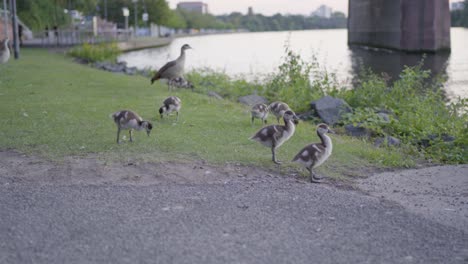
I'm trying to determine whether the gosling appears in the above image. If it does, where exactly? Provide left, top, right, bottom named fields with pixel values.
left=159, top=96, right=182, bottom=121
left=250, top=110, right=299, bottom=164
left=292, top=123, right=334, bottom=183
left=111, top=110, right=153, bottom=144
left=168, top=77, right=194, bottom=91
left=268, top=101, right=291, bottom=123
left=251, top=103, right=269, bottom=125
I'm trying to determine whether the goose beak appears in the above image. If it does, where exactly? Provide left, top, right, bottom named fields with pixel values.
left=328, top=128, right=336, bottom=134
left=293, top=116, right=300, bottom=125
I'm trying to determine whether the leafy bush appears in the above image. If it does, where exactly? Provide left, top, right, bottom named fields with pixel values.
left=68, top=42, right=121, bottom=63
left=263, top=47, right=341, bottom=112
left=339, top=64, right=467, bottom=164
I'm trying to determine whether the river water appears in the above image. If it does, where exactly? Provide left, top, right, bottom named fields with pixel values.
left=118, top=28, right=468, bottom=100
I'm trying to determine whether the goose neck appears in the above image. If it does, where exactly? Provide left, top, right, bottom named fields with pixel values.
left=317, top=131, right=332, bottom=148
left=284, top=119, right=295, bottom=132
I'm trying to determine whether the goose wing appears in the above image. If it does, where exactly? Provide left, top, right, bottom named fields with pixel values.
left=151, top=60, right=177, bottom=83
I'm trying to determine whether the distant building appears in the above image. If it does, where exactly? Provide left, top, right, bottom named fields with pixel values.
left=177, top=2, right=209, bottom=14
left=312, top=5, right=332, bottom=18
left=450, top=1, right=465, bottom=10
left=248, top=7, right=254, bottom=16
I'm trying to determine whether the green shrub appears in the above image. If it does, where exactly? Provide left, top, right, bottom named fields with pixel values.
left=263, top=48, right=341, bottom=112
left=68, top=42, right=121, bottom=63
left=339, top=64, right=467, bottom=164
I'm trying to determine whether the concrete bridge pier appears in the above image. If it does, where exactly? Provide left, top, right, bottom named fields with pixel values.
left=348, top=0, right=451, bottom=52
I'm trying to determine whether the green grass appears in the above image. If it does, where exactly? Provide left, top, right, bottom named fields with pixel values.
left=0, top=49, right=415, bottom=179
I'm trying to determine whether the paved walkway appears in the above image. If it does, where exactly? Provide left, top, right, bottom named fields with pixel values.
left=22, top=36, right=173, bottom=52
left=0, top=151, right=467, bottom=264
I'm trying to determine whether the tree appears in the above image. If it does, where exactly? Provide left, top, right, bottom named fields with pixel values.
left=144, top=0, right=171, bottom=26
left=451, top=0, right=468, bottom=27
left=16, top=0, right=70, bottom=31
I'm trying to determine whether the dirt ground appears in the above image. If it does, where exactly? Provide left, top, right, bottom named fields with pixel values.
left=0, top=150, right=291, bottom=186
left=1, top=150, right=467, bottom=232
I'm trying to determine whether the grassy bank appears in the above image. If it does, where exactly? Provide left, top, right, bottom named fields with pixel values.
left=187, top=49, right=467, bottom=164
left=0, top=49, right=416, bottom=179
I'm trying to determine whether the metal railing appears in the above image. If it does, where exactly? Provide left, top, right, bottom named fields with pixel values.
left=31, top=29, right=132, bottom=46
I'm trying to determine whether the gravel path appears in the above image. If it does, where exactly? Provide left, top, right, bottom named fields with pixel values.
left=357, top=165, right=468, bottom=232
left=1, top=151, right=467, bottom=264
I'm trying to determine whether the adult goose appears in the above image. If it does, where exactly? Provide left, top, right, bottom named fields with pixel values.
left=150, top=44, right=192, bottom=90
left=0, top=38, right=10, bottom=64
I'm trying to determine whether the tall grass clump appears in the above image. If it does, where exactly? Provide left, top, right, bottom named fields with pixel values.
left=263, top=47, right=340, bottom=112
left=187, top=68, right=261, bottom=100
left=187, top=46, right=341, bottom=113
left=68, top=42, right=121, bottom=63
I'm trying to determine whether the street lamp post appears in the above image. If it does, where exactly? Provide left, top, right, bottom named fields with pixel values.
left=122, top=7, right=129, bottom=39
left=142, top=12, right=148, bottom=36
left=2, top=0, right=8, bottom=39
left=9, top=0, right=18, bottom=59
left=132, top=0, right=137, bottom=36
left=104, top=0, right=107, bottom=20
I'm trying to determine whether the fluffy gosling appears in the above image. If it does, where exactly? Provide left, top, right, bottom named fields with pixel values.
left=251, top=103, right=269, bottom=125
left=292, top=123, right=335, bottom=183
left=250, top=110, right=299, bottom=164
left=159, top=96, right=182, bottom=121
left=111, top=110, right=153, bottom=144
left=268, top=101, right=291, bottom=123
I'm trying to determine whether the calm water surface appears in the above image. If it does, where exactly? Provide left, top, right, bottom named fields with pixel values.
left=119, top=28, right=468, bottom=99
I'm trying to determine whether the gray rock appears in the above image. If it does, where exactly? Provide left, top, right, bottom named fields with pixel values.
left=377, top=112, right=391, bottom=122
left=310, top=96, right=352, bottom=125
left=124, top=67, right=138, bottom=75
left=208, top=91, right=223, bottom=100
left=139, top=69, right=153, bottom=78
left=375, top=136, right=401, bottom=147
left=297, top=110, right=316, bottom=121
left=238, top=94, right=268, bottom=106
left=95, top=61, right=110, bottom=70
left=419, top=133, right=456, bottom=148
left=431, top=133, right=455, bottom=142
left=345, top=124, right=371, bottom=138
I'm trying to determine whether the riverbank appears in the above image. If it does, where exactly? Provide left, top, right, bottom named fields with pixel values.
left=117, top=36, right=172, bottom=52
left=0, top=48, right=416, bottom=177
left=22, top=31, right=244, bottom=53
left=22, top=35, right=173, bottom=52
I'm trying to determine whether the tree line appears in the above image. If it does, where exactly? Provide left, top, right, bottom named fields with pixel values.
left=15, top=0, right=346, bottom=32
left=451, top=0, right=468, bottom=27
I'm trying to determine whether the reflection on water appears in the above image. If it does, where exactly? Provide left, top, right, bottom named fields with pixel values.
left=119, top=28, right=468, bottom=99
left=348, top=45, right=450, bottom=88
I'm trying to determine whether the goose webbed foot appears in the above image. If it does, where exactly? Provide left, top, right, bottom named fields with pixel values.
left=309, top=169, right=323, bottom=183
left=271, top=147, right=282, bottom=165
